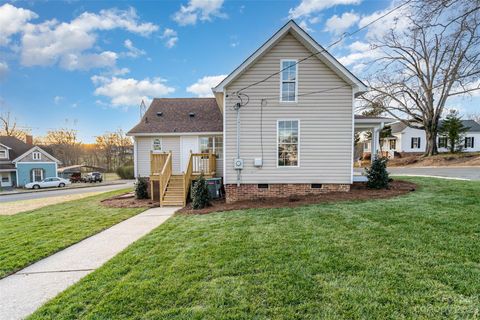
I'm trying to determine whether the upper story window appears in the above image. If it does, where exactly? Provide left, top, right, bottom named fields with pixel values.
left=0, top=149, right=7, bottom=159
left=280, top=60, right=297, bottom=102
left=199, top=136, right=223, bottom=158
left=152, top=138, right=162, bottom=151
left=278, top=120, right=299, bottom=167
left=465, top=137, right=474, bottom=148
left=32, top=151, right=41, bottom=160
left=411, top=137, right=421, bottom=149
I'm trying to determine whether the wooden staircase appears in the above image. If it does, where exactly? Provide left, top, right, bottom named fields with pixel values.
left=161, top=174, right=185, bottom=206
left=150, top=151, right=216, bottom=207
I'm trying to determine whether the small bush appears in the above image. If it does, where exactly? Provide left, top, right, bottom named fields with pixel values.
left=116, top=166, right=134, bottom=179
left=365, top=157, right=389, bottom=189
left=191, top=174, right=210, bottom=209
left=135, top=177, right=149, bottom=199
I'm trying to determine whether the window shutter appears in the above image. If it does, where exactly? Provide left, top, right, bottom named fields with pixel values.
left=411, top=138, right=414, bottom=149
left=472, top=137, right=475, bottom=148
left=418, top=138, right=421, bottom=148
left=465, top=138, right=468, bottom=148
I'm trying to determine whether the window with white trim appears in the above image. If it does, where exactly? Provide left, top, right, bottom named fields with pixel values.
left=0, top=150, right=6, bottom=159
left=278, top=120, right=299, bottom=167
left=411, top=137, right=421, bottom=149
left=438, top=136, right=448, bottom=148
left=32, top=151, right=41, bottom=160
left=152, top=138, right=162, bottom=151
left=199, top=136, right=223, bottom=158
left=280, top=60, right=297, bottom=102
left=389, top=139, right=396, bottom=150
left=465, top=137, right=474, bottom=148
left=31, top=168, right=43, bottom=182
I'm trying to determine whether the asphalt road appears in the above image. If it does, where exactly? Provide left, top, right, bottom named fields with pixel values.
left=355, top=166, right=480, bottom=180
left=0, top=181, right=134, bottom=203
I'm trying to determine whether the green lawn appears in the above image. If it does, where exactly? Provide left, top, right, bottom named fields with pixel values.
left=0, top=189, right=146, bottom=278
left=30, top=178, right=479, bottom=319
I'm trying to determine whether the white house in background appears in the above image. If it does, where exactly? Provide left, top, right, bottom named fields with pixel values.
left=363, top=120, right=480, bottom=156
left=128, top=20, right=390, bottom=205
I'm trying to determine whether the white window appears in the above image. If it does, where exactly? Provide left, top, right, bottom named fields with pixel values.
left=465, top=137, right=474, bottom=148
left=31, top=168, right=43, bottom=182
left=32, top=151, right=41, bottom=160
left=152, top=138, right=162, bottom=151
left=411, top=137, right=421, bottom=149
left=280, top=60, right=297, bottom=102
left=277, top=120, right=299, bottom=167
left=389, top=139, right=396, bottom=150
left=0, top=150, right=6, bottom=159
left=199, top=136, right=223, bottom=158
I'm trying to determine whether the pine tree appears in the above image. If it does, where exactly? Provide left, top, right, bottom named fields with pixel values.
left=439, top=110, right=469, bottom=153
left=365, top=157, right=389, bottom=189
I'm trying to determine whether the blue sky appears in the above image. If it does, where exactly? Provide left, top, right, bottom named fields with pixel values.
left=0, top=0, right=478, bottom=142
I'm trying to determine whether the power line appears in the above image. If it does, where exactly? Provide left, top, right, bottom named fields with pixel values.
left=233, top=0, right=412, bottom=95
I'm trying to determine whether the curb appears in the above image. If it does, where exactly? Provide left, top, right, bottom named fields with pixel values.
left=0, top=181, right=132, bottom=197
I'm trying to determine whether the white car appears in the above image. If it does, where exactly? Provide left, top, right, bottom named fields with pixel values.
left=25, top=177, right=71, bottom=189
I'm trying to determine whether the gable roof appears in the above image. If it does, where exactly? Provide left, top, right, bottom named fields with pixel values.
left=127, top=98, right=223, bottom=135
left=0, top=136, right=32, bottom=160
left=390, top=120, right=480, bottom=134
left=213, top=20, right=367, bottom=96
left=11, top=145, right=61, bottom=164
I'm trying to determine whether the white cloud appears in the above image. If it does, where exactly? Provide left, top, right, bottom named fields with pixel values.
left=0, top=3, right=38, bottom=45
left=358, top=6, right=410, bottom=40
left=173, top=0, right=226, bottom=26
left=325, top=11, right=359, bottom=35
left=16, top=6, right=158, bottom=70
left=0, top=61, right=8, bottom=78
left=161, top=28, right=178, bottom=48
left=348, top=40, right=370, bottom=52
left=91, top=75, right=175, bottom=107
left=53, top=95, right=63, bottom=104
left=123, top=39, right=145, bottom=57
left=288, top=0, right=361, bottom=19
left=186, top=75, right=226, bottom=97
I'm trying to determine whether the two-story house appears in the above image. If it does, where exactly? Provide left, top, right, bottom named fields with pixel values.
left=0, top=136, right=61, bottom=188
left=128, top=20, right=389, bottom=205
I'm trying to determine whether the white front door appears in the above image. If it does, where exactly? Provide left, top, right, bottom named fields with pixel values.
left=0, top=172, right=12, bottom=187
left=180, top=136, right=198, bottom=172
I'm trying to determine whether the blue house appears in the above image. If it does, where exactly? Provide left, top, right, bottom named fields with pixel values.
left=0, top=136, right=61, bottom=188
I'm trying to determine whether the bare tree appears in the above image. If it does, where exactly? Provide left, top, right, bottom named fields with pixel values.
left=44, top=128, right=82, bottom=166
left=363, top=1, right=480, bottom=156
left=467, top=112, right=480, bottom=123
left=0, top=112, right=29, bottom=140
left=95, top=130, right=132, bottom=172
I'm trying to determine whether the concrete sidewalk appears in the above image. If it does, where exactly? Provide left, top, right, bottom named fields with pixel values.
left=0, top=207, right=179, bottom=320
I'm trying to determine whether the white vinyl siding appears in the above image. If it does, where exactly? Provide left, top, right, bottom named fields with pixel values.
left=135, top=136, right=181, bottom=176
left=224, top=33, right=353, bottom=184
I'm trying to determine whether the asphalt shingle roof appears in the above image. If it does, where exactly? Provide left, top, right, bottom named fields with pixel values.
left=390, top=120, right=480, bottom=133
left=128, top=98, right=223, bottom=135
left=0, top=136, right=32, bottom=160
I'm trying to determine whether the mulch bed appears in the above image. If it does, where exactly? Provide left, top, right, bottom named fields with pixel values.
left=101, top=192, right=158, bottom=208
left=177, top=180, right=416, bottom=215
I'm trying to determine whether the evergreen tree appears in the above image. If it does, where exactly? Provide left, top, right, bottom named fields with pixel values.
left=365, top=157, right=390, bottom=189
left=439, top=111, right=469, bottom=153
left=191, top=174, right=210, bottom=209
left=135, top=177, right=149, bottom=199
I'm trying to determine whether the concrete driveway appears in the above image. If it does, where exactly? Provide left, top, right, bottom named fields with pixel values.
left=0, top=180, right=134, bottom=203
left=355, top=166, right=480, bottom=180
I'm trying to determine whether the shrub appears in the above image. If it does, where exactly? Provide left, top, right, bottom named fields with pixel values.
left=365, top=157, right=389, bottom=189
left=135, top=177, right=149, bottom=199
left=116, top=166, right=134, bottom=179
left=191, top=174, right=210, bottom=209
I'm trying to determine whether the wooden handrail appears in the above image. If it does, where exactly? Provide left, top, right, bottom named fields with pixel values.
left=182, top=152, right=194, bottom=206
left=159, top=152, right=172, bottom=206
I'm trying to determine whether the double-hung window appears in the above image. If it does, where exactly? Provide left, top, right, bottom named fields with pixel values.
left=438, top=136, right=448, bottom=148
left=389, top=139, right=396, bottom=150
left=465, top=137, right=474, bottom=148
left=152, top=138, right=162, bottom=151
left=411, top=137, right=421, bottom=149
left=0, top=150, right=6, bottom=159
left=31, top=168, right=43, bottom=182
left=280, top=60, right=297, bottom=102
left=278, top=120, right=299, bottom=167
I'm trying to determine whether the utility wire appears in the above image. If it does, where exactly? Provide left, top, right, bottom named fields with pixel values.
left=233, top=0, right=412, bottom=95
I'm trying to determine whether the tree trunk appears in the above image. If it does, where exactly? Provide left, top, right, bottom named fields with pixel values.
left=424, top=129, right=438, bottom=156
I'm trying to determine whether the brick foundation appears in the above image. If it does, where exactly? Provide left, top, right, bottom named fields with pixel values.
left=225, top=183, right=350, bottom=204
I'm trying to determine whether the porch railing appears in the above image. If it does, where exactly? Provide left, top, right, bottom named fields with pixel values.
left=159, top=152, right=172, bottom=206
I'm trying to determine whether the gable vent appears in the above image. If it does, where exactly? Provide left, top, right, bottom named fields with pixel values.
left=156, top=112, right=163, bottom=117
left=189, top=112, right=195, bottom=118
